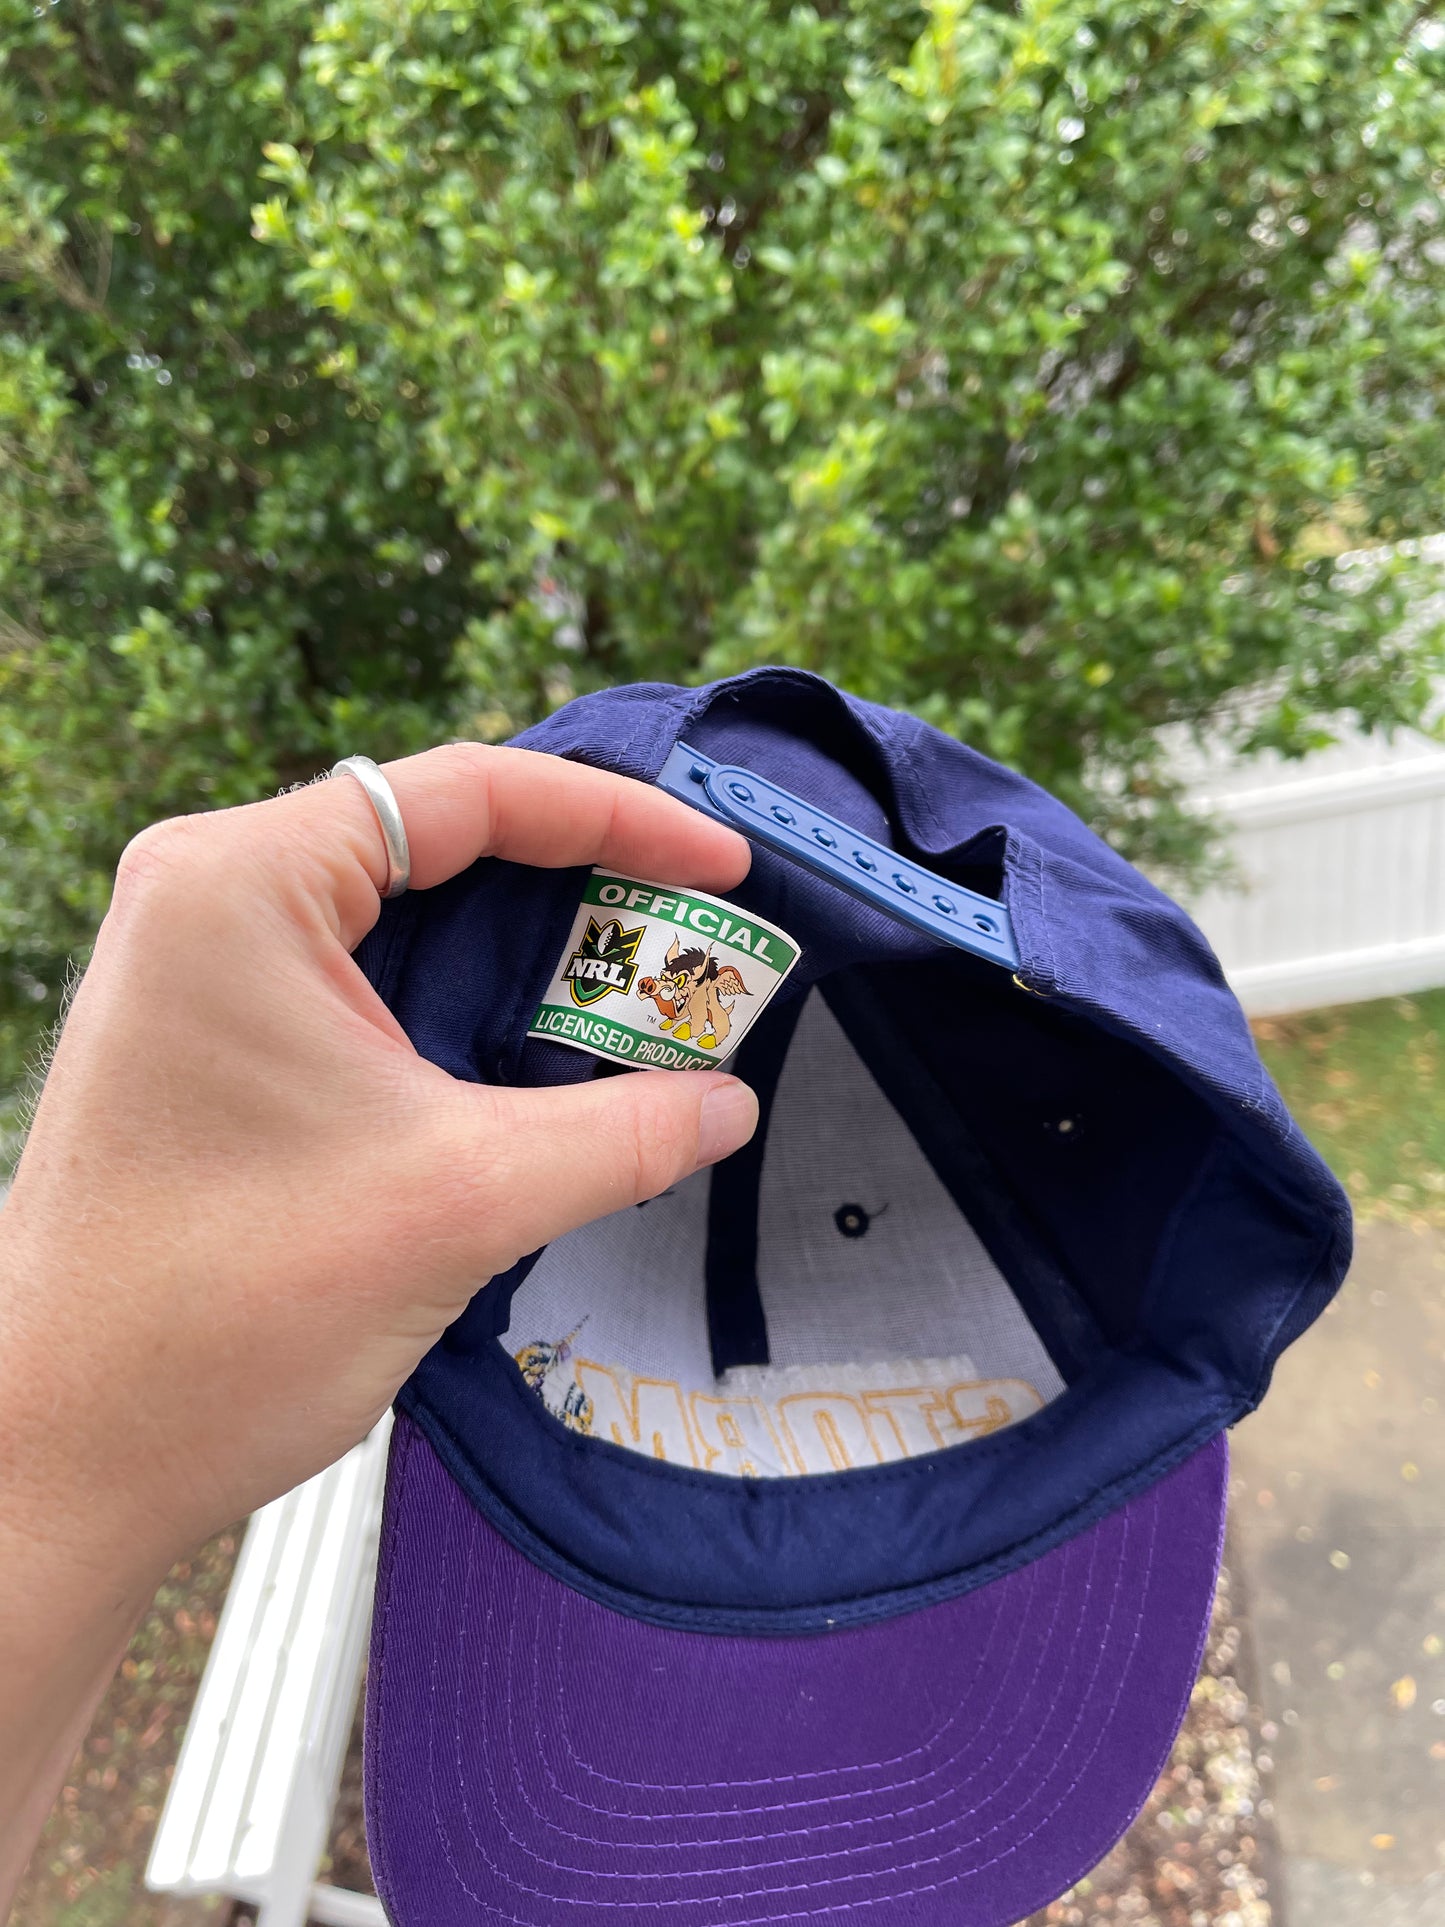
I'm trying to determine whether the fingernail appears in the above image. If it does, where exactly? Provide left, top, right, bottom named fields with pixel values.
left=696, top=1078, right=759, bottom=1167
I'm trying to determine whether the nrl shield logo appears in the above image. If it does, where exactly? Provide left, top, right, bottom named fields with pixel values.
left=563, top=916, right=645, bottom=1007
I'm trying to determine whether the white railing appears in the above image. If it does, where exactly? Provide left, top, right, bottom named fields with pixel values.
left=146, top=1417, right=392, bottom=1927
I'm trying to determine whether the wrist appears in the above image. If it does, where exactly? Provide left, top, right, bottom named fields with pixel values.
left=0, top=1218, right=183, bottom=1601
left=0, top=1397, right=167, bottom=1912
left=0, top=1244, right=173, bottom=1897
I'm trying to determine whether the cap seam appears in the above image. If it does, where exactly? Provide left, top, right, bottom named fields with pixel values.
left=1134, top=1131, right=1231, bottom=1339
left=1244, top=1214, right=1347, bottom=1410
left=396, top=1386, right=1233, bottom=1634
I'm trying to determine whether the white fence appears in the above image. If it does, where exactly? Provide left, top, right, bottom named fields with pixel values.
left=1183, top=721, right=1445, bottom=1017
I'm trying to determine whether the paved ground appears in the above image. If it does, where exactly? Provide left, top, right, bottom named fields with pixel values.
left=1229, top=1219, right=1445, bottom=1923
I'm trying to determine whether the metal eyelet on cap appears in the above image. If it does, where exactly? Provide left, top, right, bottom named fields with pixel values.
left=834, top=1203, right=871, bottom=1238
left=1012, top=972, right=1051, bottom=998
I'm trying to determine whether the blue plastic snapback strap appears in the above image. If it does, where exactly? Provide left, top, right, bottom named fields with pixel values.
left=657, top=741, right=1019, bottom=971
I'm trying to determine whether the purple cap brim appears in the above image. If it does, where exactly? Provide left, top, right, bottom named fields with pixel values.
left=365, top=1415, right=1227, bottom=1927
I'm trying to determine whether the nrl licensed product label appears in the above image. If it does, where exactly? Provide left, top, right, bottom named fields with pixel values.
left=529, top=869, right=800, bottom=1071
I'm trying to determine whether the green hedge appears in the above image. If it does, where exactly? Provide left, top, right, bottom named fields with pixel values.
left=3, top=0, right=1445, bottom=1088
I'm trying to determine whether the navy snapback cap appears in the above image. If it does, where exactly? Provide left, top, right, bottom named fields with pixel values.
left=358, top=667, right=1350, bottom=1926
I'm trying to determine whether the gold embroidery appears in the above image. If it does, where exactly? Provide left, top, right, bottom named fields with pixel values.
left=513, top=1342, right=1045, bottom=1479
left=689, top=1392, right=785, bottom=1477
left=574, top=1360, right=698, bottom=1464
left=776, top=1392, right=883, bottom=1474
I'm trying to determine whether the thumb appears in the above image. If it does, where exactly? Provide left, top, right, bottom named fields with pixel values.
left=433, top=1069, right=760, bottom=1275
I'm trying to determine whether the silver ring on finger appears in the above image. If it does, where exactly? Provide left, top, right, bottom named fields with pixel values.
left=331, top=754, right=411, bottom=898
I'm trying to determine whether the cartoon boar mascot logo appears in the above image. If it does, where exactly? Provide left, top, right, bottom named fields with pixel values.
left=636, top=937, right=750, bottom=1050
